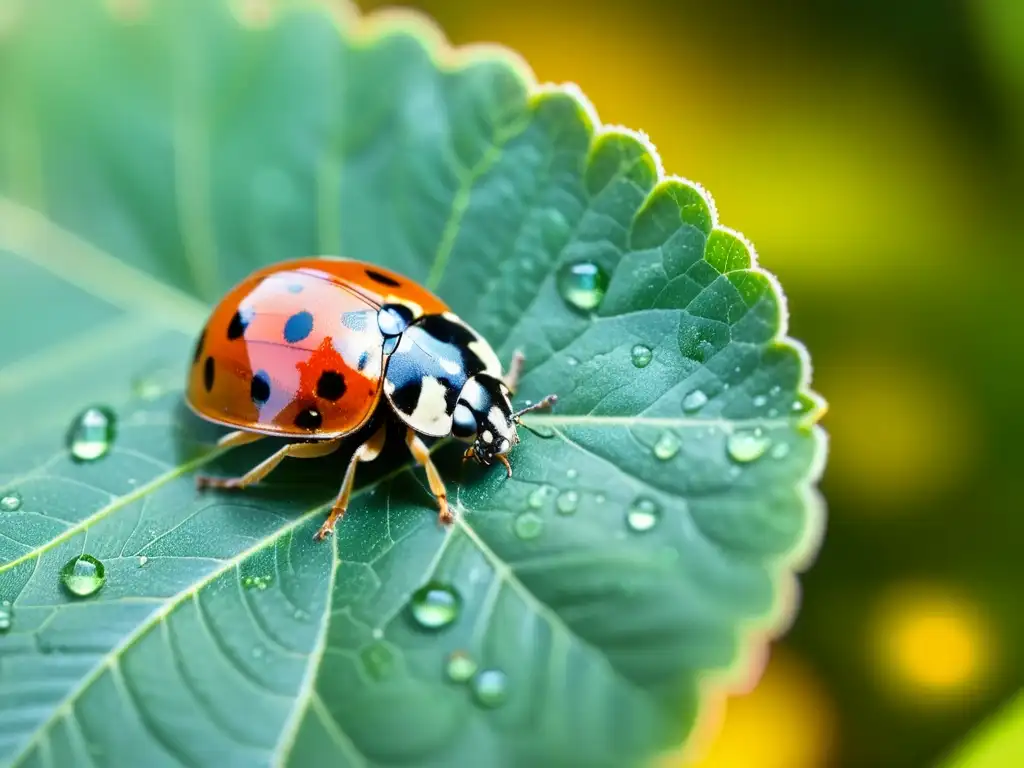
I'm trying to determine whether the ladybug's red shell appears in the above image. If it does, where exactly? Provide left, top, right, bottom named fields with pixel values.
left=185, top=257, right=448, bottom=439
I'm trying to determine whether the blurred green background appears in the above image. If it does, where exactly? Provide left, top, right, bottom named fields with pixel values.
left=341, top=0, right=1022, bottom=766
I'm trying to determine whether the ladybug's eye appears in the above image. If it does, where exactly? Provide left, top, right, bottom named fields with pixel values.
left=452, top=404, right=477, bottom=439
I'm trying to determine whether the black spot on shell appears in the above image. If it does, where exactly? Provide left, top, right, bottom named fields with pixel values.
left=365, top=268, right=401, bottom=287
left=203, top=356, right=215, bottom=391
left=357, top=351, right=369, bottom=371
left=283, top=311, right=314, bottom=344
left=294, top=407, right=323, bottom=430
left=388, top=377, right=421, bottom=417
left=227, top=310, right=249, bottom=340
left=316, top=371, right=346, bottom=401
left=192, top=329, right=206, bottom=363
left=250, top=370, right=271, bottom=405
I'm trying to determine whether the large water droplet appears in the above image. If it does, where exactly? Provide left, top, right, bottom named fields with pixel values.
left=556, top=491, right=579, bottom=515
left=360, top=641, right=397, bottom=681
left=60, top=554, right=106, bottom=598
left=0, top=600, right=12, bottom=633
left=630, top=344, right=653, bottom=368
left=472, top=669, right=509, bottom=708
left=682, top=389, right=708, bottom=413
left=66, top=406, right=116, bottom=463
left=557, top=261, right=609, bottom=313
left=626, top=498, right=661, bottom=532
left=408, top=582, right=461, bottom=630
left=653, top=432, right=680, bottom=460
left=727, top=429, right=771, bottom=463
left=446, top=650, right=478, bottom=683
left=0, top=491, right=22, bottom=512
left=513, top=512, right=544, bottom=540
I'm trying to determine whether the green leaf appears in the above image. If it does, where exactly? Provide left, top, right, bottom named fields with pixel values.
left=941, top=690, right=1024, bottom=767
left=0, top=1, right=828, bottom=766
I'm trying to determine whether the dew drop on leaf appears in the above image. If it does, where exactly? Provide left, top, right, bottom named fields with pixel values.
left=251, top=646, right=265, bottom=660
left=556, top=491, right=579, bottom=515
left=137, top=555, right=148, bottom=567
left=66, top=406, right=117, bottom=463
left=653, top=432, right=680, bottom=460
left=408, top=581, right=461, bottom=630
left=681, top=389, right=709, bottom=413
left=513, top=512, right=544, bottom=540
left=630, top=344, right=652, bottom=368
left=0, top=600, right=12, bottom=633
left=556, top=260, right=609, bottom=313
left=752, top=394, right=767, bottom=408
left=445, top=650, right=478, bottom=683
left=770, top=442, right=791, bottom=459
left=0, top=491, right=22, bottom=512
left=131, top=375, right=163, bottom=401
left=527, top=485, right=554, bottom=509
left=727, top=429, right=771, bottom=463
left=626, top=498, right=661, bottom=532
left=566, top=468, right=578, bottom=480
left=241, top=575, right=273, bottom=590
left=359, top=641, right=397, bottom=681
left=59, top=554, right=106, bottom=598
left=472, top=669, right=509, bottom=708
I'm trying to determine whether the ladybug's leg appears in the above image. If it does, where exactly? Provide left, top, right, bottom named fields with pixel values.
left=215, top=430, right=265, bottom=449
left=405, top=428, right=453, bottom=525
left=503, top=349, right=526, bottom=395
left=314, top=423, right=388, bottom=541
left=196, top=438, right=343, bottom=491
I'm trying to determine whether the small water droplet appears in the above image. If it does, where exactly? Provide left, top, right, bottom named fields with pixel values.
left=767, top=408, right=779, bottom=418
left=59, top=554, right=106, bottom=598
left=527, top=485, right=554, bottom=509
left=595, top=493, right=606, bottom=504
left=137, top=555, right=148, bottom=567
left=372, top=627, right=383, bottom=640
left=556, top=261, right=609, bottom=313
left=513, top=512, right=544, bottom=540
left=0, top=601, right=12, bottom=633
left=566, top=468, right=578, bottom=481
left=360, top=641, right=397, bottom=681
left=251, top=646, right=265, bottom=659
left=653, top=432, right=680, bottom=460
left=682, top=389, right=708, bottom=413
left=791, top=400, right=805, bottom=412
left=556, top=491, right=579, bottom=515
left=472, top=668, right=509, bottom=708
left=630, top=344, right=653, bottom=368
left=0, top=491, right=22, bottom=512
left=769, top=385, right=782, bottom=396
left=66, top=406, right=116, bottom=463
left=566, top=356, right=579, bottom=367
left=446, top=650, right=478, bottom=683
left=626, top=498, right=661, bottom=532
left=752, top=395, right=767, bottom=408
left=770, top=442, right=791, bottom=459
left=241, top=574, right=273, bottom=591
left=408, top=582, right=461, bottom=630
left=727, top=429, right=771, bottom=463
left=131, top=376, right=163, bottom=401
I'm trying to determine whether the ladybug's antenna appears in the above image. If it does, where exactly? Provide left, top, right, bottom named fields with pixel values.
left=512, top=394, right=558, bottom=423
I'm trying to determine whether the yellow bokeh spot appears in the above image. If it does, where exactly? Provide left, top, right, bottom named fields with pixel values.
left=818, top=353, right=977, bottom=509
left=872, top=584, right=995, bottom=704
left=660, top=649, right=835, bottom=768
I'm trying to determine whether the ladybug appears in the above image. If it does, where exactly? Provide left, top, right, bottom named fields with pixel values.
left=185, top=257, right=557, bottom=541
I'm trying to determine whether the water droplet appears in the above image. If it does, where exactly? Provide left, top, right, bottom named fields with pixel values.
left=0, top=491, right=22, bottom=512
left=446, top=650, right=478, bottom=683
left=66, top=406, right=116, bottom=463
left=682, top=389, right=708, bottom=413
left=727, top=429, right=771, bottom=463
left=791, top=400, right=805, bottom=413
left=556, top=261, right=609, bottom=313
left=241, top=574, right=272, bottom=591
left=630, top=344, right=653, bottom=368
left=556, top=491, right=579, bottom=515
left=767, top=408, right=779, bottom=418
left=595, top=493, right=606, bottom=504
left=626, top=498, right=661, bottom=532
left=566, top=356, right=579, bottom=367
left=513, top=512, right=544, bottom=540
left=752, top=395, right=767, bottom=408
left=59, top=554, right=106, bottom=598
left=251, top=646, right=265, bottom=660
left=769, top=385, right=782, bottom=396
left=770, top=442, right=791, bottom=459
left=360, top=641, right=397, bottom=681
left=527, top=485, right=555, bottom=509
left=0, top=601, right=11, bottom=633
left=137, top=555, right=148, bottom=567
left=653, top=432, right=680, bottom=460
left=566, top=468, right=578, bottom=481
left=472, top=668, right=509, bottom=708
left=131, top=376, right=163, bottom=401
left=408, top=582, right=461, bottom=630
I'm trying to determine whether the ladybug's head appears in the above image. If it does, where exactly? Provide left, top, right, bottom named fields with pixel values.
left=453, top=374, right=557, bottom=477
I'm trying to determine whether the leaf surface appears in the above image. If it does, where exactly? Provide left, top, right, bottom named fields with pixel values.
left=0, top=2, right=828, bottom=766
